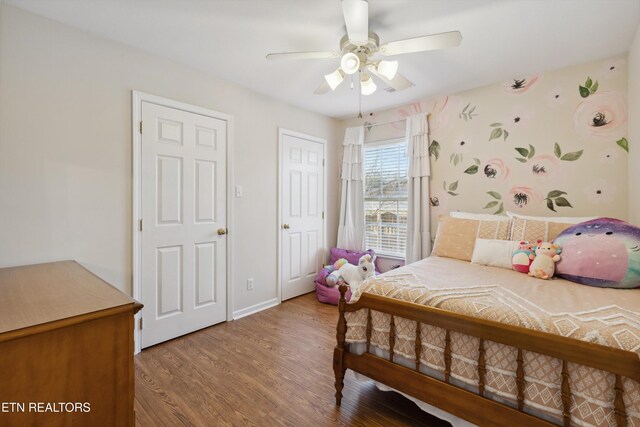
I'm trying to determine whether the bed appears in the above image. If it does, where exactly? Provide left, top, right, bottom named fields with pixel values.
left=333, top=256, right=640, bottom=427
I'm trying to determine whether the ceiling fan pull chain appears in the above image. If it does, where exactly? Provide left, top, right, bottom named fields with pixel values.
left=358, top=73, right=363, bottom=119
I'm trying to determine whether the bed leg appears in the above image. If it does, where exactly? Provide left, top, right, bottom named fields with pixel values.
left=334, top=284, right=348, bottom=406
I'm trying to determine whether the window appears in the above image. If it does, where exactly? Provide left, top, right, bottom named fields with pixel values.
left=364, top=139, right=409, bottom=258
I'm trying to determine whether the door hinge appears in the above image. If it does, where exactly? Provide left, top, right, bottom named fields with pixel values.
left=322, top=211, right=325, bottom=219
left=139, top=121, right=143, bottom=134
left=139, top=219, right=143, bottom=232
left=322, top=159, right=325, bottom=167
left=139, top=317, right=143, bottom=330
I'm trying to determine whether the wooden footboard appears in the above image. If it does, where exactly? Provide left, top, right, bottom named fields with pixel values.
left=333, top=285, right=640, bottom=427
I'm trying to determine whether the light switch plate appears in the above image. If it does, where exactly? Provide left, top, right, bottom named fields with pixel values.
left=235, top=185, right=243, bottom=198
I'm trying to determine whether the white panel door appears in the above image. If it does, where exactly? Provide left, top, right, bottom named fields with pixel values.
left=281, top=133, right=325, bottom=300
left=141, top=101, right=227, bottom=348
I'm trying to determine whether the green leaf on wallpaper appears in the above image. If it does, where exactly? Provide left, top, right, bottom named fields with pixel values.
left=459, top=103, right=479, bottom=121
left=450, top=153, right=455, bottom=163
left=451, top=153, right=463, bottom=166
left=494, top=203, right=505, bottom=215
left=547, top=190, right=567, bottom=198
left=503, top=130, right=509, bottom=141
left=443, top=181, right=447, bottom=191
left=554, top=143, right=562, bottom=158
left=487, top=191, right=502, bottom=200
left=490, top=123, right=503, bottom=127
left=448, top=191, right=459, bottom=196
left=528, top=145, right=536, bottom=159
left=560, top=150, right=583, bottom=161
left=546, top=199, right=557, bottom=212
left=449, top=181, right=459, bottom=191
left=464, top=165, right=479, bottom=174
left=617, top=137, right=629, bottom=153
left=590, top=81, right=599, bottom=94
left=579, top=85, right=590, bottom=98
left=429, top=140, right=441, bottom=160
left=489, top=128, right=503, bottom=141
left=473, top=158, right=481, bottom=165
left=514, top=147, right=529, bottom=157
left=585, top=77, right=593, bottom=88
left=516, top=158, right=528, bottom=163
left=484, top=201, right=499, bottom=209
left=554, top=197, right=573, bottom=207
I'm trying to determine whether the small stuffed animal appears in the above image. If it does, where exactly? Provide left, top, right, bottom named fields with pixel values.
left=528, top=240, right=562, bottom=280
left=325, top=258, right=349, bottom=287
left=512, top=241, right=536, bottom=273
left=327, top=254, right=376, bottom=291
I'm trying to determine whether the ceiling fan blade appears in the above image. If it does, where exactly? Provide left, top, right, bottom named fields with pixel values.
left=368, top=65, right=414, bottom=91
left=314, top=80, right=331, bottom=95
left=266, top=51, right=339, bottom=61
left=342, top=0, right=369, bottom=44
left=379, top=31, right=462, bottom=56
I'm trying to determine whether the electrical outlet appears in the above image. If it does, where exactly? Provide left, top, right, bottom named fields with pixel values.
left=247, top=278, right=254, bottom=290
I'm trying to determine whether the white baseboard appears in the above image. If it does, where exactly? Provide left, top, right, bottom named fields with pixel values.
left=232, top=297, right=280, bottom=320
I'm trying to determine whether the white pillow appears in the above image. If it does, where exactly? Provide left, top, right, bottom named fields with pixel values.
left=506, top=211, right=596, bottom=224
left=471, top=239, right=519, bottom=270
left=450, top=211, right=508, bottom=221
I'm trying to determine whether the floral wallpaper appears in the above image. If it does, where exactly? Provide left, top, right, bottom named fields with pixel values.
left=345, top=55, right=629, bottom=235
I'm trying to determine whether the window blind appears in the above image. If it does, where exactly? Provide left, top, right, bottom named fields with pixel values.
left=364, top=140, right=408, bottom=258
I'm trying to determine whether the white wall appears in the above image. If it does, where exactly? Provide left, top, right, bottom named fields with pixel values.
left=0, top=5, right=342, bottom=314
left=629, top=25, right=640, bottom=226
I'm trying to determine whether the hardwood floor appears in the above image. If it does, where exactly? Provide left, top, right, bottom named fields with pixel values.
left=134, top=293, right=451, bottom=427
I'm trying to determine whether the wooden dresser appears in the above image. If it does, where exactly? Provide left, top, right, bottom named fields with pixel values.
left=0, top=261, right=142, bottom=427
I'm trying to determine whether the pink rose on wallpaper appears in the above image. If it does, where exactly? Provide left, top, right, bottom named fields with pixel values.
left=507, top=185, right=541, bottom=209
left=529, top=154, right=562, bottom=180
left=573, top=92, right=627, bottom=141
left=482, top=158, right=510, bottom=181
left=394, top=101, right=428, bottom=129
left=428, top=188, right=449, bottom=217
left=393, top=95, right=463, bottom=134
left=501, top=75, right=542, bottom=94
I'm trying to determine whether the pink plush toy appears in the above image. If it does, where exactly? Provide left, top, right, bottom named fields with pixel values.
left=528, top=240, right=562, bottom=280
left=512, top=241, right=536, bottom=273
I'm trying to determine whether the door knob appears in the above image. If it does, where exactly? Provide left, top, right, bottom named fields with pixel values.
left=217, top=228, right=227, bottom=235
left=282, top=224, right=290, bottom=230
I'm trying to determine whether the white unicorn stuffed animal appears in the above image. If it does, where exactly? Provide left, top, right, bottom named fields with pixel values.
left=328, top=254, right=376, bottom=292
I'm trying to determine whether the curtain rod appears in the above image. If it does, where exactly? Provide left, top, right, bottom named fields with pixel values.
left=364, top=118, right=405, bottom=128
left=364, top=113, right=431, bottom=129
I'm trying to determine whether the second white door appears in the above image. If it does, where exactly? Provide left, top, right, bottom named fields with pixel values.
left=280, top=131, right=325, bottom=301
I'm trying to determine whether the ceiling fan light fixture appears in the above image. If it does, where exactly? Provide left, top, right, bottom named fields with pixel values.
left=377, top=60, right=399, bottom=80
left=340, top=52, right=361, bottom=75
left=324, top=68, right=345, bottom=90
left=360, top=73, right=376, bottom=96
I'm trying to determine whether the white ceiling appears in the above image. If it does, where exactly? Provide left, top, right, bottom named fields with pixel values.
left=6, top=0, right=640, bottom=119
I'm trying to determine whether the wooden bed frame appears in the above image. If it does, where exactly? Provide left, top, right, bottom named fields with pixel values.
left=333, top=284, right=640, bottom=427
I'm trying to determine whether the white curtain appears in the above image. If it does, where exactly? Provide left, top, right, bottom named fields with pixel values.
left=405, top=114, right=432, bottom=264
left=337, top=126, right=365, bottom=250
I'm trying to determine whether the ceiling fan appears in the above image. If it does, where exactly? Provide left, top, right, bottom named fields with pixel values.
left=266, top=0, right=462, bottom=97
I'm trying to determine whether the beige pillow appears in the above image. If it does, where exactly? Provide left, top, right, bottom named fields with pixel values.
left=506, top=211, right=596, bottom=224
left=450, top=211, right=508, bottom=221
left=509, top=217, right=573, bottom=242
left=432, top=216, right=511, bottom=261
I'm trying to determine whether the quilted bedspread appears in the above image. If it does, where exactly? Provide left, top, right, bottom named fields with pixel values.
left=344, top=256, right=640, bottom=427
